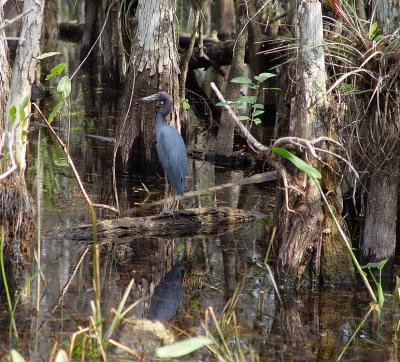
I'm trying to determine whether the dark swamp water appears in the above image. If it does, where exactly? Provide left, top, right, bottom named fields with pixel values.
left=1, top=39, right=399, bottom=361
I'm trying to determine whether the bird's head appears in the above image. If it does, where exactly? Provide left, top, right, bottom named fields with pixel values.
left=139, top=91, right=172, bottom=104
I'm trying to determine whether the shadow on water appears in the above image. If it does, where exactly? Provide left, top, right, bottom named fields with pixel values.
left=1, top=39, right=398, bottom=361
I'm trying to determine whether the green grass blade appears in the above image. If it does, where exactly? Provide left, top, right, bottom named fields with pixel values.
left=156, top=336, right=214, bottom=358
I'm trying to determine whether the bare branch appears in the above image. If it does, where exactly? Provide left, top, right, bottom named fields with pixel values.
left=0, top=7, right=34, bottom=31
left=210, top=82, right=268, bottom=154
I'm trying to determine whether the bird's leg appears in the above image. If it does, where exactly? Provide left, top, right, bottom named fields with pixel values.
left=172, top=192, right=177, bottom=211
left=163, top=173, right=169, bottom=213
left=161, top=176, right=175, bottom=216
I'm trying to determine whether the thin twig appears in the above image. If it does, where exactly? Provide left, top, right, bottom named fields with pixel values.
left=70, top=0, right=119, bottom=80
left=0, top=7, right=34, bottom=31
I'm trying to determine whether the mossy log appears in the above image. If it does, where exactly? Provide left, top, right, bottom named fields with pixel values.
left=56, top=207, right=262, bottom=243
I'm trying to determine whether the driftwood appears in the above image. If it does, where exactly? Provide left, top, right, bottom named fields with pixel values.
left=53, top=207, right=262, bottom=243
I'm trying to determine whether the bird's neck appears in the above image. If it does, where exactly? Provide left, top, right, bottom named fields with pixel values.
left=159, top=99, right=172, bottom=118
left=155, top=100, right=172, bottom=131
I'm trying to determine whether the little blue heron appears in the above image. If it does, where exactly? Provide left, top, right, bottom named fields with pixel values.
left=139, top=91, right=188, bottom=212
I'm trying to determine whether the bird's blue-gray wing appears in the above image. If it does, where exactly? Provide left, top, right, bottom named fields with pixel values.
left=156, top=126, right=188, bottom=194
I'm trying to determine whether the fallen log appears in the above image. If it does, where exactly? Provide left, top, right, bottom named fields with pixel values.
left=54, top=207, right=263, bottom=243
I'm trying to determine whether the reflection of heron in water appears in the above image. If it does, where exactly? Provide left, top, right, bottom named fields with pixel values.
left=148, top=262, right=182, bottom=322
left=140, top=91, right=187, bottom=213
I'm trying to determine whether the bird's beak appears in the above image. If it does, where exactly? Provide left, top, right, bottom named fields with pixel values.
left=139, top=93, right=160, bottom=102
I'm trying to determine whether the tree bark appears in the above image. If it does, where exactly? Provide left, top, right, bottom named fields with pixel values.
left=41, top=0, right=59, bottom=79
left=1, top=0, right=44, bottom=287
left=361, top=1, right=400, bottom=262
left=0, top=4, right=10, bottom=123
left=215, top=0, right=247, bottom=157
left=99, top=0, right=127, bottom=83
left=80, top=0, right=97, bottom=60
left=116, top=0, right=180, bottom=174
left=277, top=0, right=353, bottom=287
left=363, top=170, right=398, bottom=260
left=217, top=0, right=236, bottom=40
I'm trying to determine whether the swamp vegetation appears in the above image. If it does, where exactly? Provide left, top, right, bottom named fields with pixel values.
left=0, top=0, right=399, bottom=361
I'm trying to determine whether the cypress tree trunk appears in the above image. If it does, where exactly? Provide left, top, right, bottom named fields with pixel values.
left=0, top=0, right=45, bottom=289
left=0, top=4, right=10, bottom=122
left=217, top=0, right=236, bottom=40
left=116, top=0, right=180, bottom=174
left=277, top=0, right=353, bottom=287
left=99, top=0, right=126, bottom=83
left=215, top=0, right=247, bottom=157
left=361, top=0, right=400, bottom=263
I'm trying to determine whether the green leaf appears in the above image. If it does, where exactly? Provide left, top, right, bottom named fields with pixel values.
left=238, top=95, right=257, bottom=104
left=21, top=96, right=30, bottom=110
left=373, top=34, right=384, bottom=42
left=180, top=98, right=191, bottom=111
left=272, top=147, right=322, bottom=179
left=10, top=350, right=25, bottom=362
left=253, top=118, right=262, bottom=125
left=230, top=76, right=253, bottom=84
left=9, top=105, right=16, bottom=123
left=216, top=101, right=233, bottom=107
left=253, top=103, right=264, bottom=109
left=254, top=72, right=276, bottom=83
left=362, top=260, right=383, bottom=270
left=377, top=259, right=388, bottom=270
left=19, top=96, right=30, bottom=123
left=57, top=76, right=71, bottom=98
left=338, top=82, right=356, bottom=92
left=45, top=63, right=65, bottom=81
left=368, top=21, right=378, bottom=40
left=238, top=115, right=250, bottom=121
left=55, top=350, right=68, bottom=362
left=48, top=100, right=65, bottom=123
left=363, top=259, right=388, bottom=271
left=37, top=51, right=61, bottom=60
left=19, top=107, right=25, bottom=124
left=252, top=110, right=264, bottom=117
left=156, top=337, right=214, bottom=358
